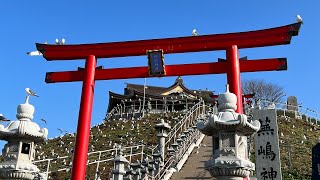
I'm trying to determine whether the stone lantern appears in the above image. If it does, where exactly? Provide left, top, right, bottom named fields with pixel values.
left=112, top=146, right=129, bottom=180
left=197, top=85, right=260, bottom=180
left=0, top=94, right=48, bottom=179
left=154, top=119, right=171, bottom=165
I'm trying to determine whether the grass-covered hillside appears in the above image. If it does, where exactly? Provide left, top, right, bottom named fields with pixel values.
left=33, top=110, right=320, bottom=179
left=34, top=112, right=186, bottom=179
left=277, top=111, right=320, bottom=179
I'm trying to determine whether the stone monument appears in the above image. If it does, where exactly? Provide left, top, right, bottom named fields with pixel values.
left=287, top=96, right=298, bottom=111
left=197, top=85, right=260, bottom=180
left=0, top=90, right=48, bottom=179
left=253, top=109, right=282, bottom=180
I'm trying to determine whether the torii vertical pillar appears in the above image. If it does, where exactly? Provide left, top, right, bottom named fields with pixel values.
left=71, top=55, right=97, bottom=179
left=227, top=45, right=243, bottom=114
left=227, top=45, right=247, bottom=180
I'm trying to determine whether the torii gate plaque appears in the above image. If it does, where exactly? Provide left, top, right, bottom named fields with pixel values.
left=35, top=22, right=301, bottom=179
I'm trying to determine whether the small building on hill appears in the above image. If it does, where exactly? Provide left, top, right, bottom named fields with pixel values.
left=105, top=76, right=215, bottom=120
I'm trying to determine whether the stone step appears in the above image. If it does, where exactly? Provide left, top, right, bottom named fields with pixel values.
left=170, top=135, right=258, bottom=180
left=170, top=135, right=214, bottom=180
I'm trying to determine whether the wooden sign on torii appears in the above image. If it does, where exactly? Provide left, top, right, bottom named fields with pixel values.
left=35, top=22, right=301, bottom=180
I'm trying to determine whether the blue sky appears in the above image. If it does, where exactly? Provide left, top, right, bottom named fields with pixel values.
left=0, top=1, right=319, bottom=139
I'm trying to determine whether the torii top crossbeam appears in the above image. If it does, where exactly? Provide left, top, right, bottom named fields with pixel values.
left=36, top=23, right=301, bottom=60
left=35, top=22, right=301, bottom=180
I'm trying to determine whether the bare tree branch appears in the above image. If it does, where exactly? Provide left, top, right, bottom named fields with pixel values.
left=242, top=79, right=285, bottom=107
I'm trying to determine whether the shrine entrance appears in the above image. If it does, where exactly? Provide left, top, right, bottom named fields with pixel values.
left=34, top=22, right=301, bottom=180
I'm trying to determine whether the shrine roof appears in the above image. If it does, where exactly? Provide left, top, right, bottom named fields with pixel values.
left=125, top=76, right=199, bottom=97
left=125, top=83, right=166, bottom=95
left=109, top=90, right=168, bottom=100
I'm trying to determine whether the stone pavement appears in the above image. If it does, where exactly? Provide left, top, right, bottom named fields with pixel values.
left=170, top=135, right=214, bottom=180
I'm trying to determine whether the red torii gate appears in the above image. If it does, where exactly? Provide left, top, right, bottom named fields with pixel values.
left=35, top=22, right=301, bottom=179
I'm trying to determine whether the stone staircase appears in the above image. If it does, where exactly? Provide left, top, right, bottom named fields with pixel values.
left=170, top=135, right=214, bottom=180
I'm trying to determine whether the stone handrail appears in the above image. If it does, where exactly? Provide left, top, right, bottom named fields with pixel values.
left=146, top=124, right=204, bottom=180
left=174, top=130, right=202, bottom=164
left=104, top=105, right=119, bottom=121
left=153, top=155, right=176, bottom=180
left=165, top=101, right=207, bottom=147
left=146, top=101, right=207, bottom=156
left=147, top=102, right=209, bottom=180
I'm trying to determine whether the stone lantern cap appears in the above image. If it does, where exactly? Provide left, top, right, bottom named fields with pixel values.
left=205, top=115, right=259, bottom=134
left=197, top=85, right=260, bottom=136
left=114, top=154, right=129, bottom=163
left=154, top=119, right=171, bottom=130
left=218, top=84, right=237, bottom=111
left=130, top=160, right=142, bottom=169
left=0, top=101, right=48, bottom=142
left=114, top=146, right=129, bottom=163
left=152, top=152, right=161, bottom=159
left=197, top=109, right=260, bottom=136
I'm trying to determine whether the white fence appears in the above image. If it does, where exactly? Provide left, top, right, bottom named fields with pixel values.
left=33, top=145, right=145, bottom=179
left=252, top=100, right=320, bottom=124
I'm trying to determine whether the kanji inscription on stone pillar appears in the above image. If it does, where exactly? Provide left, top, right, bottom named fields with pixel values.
left=253, top=109, right=282, bottom=180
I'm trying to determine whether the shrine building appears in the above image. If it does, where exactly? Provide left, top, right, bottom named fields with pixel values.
left=105, top=76, right=215, bottom=120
